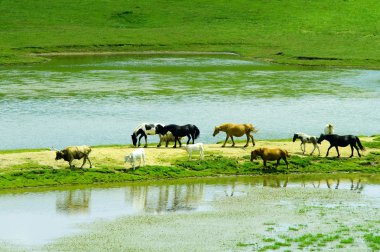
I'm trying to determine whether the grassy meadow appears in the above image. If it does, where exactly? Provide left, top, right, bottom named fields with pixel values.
left=0, top=137, right=379, bottom=190
left=1, top=0, right=380, bottom=67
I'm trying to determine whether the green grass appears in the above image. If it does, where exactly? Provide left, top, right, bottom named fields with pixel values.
left=0, top=150, right=379, bottom=189
left=1, top=0, right=380, bottom=67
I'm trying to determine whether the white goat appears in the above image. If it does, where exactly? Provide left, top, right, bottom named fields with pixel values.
left=183, top=143, right=204, bottom=160
left=125, top=148, right=145, bottom=170
left=324, top=124, right=334, bottom=135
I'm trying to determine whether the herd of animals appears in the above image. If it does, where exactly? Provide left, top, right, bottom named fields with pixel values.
left=54, top=122, right=366, bottom=170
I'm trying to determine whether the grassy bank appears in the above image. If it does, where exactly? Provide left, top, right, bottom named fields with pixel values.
left=0, top=137, right=379, bottom=190
left=1, top=0, right=380, bottom=67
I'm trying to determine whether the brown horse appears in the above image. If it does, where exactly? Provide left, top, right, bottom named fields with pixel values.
left=250, top=147, right=289, bottom=169
left=212, top=123, right=257, bottom=147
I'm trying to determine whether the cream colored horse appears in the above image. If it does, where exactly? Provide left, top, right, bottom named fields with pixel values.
left=212, top=123, right=257, bottom=147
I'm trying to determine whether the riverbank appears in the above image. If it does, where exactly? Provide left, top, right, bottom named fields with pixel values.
left=1, top=0, right=380, bottom=68
left=0, top=137, right=379, bottom=190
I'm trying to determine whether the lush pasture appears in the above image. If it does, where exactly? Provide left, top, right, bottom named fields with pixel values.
left=1, top=0, right=380, bottom=67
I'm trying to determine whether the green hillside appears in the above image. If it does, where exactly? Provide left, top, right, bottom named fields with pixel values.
left=1, top=0, right=379, bottom=67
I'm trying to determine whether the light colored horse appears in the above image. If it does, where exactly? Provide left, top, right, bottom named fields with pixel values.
left=157, top=132, right=182, bottom=147
left=183, top=143, right=204, bottom=160
left=324, top=124, right=334, bottom=135
left=125, top=148, right=145, bottom=170
left=213, top=123, right=257, bottom=147
left=292, top=133, right=320, bottom=156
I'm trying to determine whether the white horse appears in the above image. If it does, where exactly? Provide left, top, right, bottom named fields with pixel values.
left=292, top=133, right=320, bottom=156
left=125, top=148, right=145, bottom=170
left=324, top=124, right=334, bottom=135
left=183, top=143, right=204, bottom=160
left=131, top=123, right=164, bottom=148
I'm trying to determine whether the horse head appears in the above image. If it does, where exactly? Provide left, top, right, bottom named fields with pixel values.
left=317, top=134, right=325, bottom=144
left=250, top=148, right=262, bottom=161
left=131, top=134, right=138, bottom=147
left=292, top=133, right=299, bottom=142
left=155, top=124, right=167, bottom=135
left=212, top=127, right=220, bottom=137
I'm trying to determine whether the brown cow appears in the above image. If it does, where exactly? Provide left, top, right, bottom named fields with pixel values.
left=213, top=123, right=257, bottom=147
left=55, top=145, right=93, bottom=168
left=250, top=147, right=289, bottom=169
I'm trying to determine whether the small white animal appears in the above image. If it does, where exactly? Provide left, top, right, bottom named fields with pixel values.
left=324, top=124, right=334, bottom=135
left=125, top=148, right=145, bottom=170
left=183, top=143, right=204, bottom=160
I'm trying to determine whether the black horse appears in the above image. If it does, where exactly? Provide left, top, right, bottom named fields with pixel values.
left=155, top=124, right=200, bottom=148
left=317, top=134, right=365, bottom=158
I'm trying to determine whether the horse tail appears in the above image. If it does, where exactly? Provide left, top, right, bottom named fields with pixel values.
left=194, top=125, right=200, bottom=139
left=356, top=136, right=365, bottom=151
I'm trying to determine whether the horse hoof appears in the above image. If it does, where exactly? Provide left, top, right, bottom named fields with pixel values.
left=221, top=146, right=225, bottom=148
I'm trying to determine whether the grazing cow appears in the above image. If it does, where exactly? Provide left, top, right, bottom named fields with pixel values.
left=317, top=134, right=365, bottom=158
left=55, top=146, right=93, bottom=168
left=183, top=143, right=204, bottom=160
left=158, top=132, right=182, bottom=147
left=250, top=147, right=289, bottom=169
left=324, top=124, right=334, bottom=135
left=125, top=148, right=145, bottom=170
left=213, top=123, right=257, bottom=147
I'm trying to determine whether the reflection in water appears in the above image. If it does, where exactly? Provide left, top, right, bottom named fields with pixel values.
left=125, top=184, right=204, bottom=213
left=56, top=189, right=91, bottom=214
left=0, top=174, right=378, bottom=246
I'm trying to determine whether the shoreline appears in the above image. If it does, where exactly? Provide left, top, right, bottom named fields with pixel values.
left=0, top=137, right=379, bottom=190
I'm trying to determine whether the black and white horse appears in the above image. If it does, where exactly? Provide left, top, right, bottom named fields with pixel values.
left=131, top=123, right=163, bottom=148
left=317, top=134, right=365, bottom=158
left=156, top=124, right=200, bottom=148
left=292, top=133, right=320, bottom=156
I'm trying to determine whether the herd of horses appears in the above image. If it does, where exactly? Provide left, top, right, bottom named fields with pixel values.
left=127, top=122, right=365, bottom=169
left=54, top=122, right=366, bottom=169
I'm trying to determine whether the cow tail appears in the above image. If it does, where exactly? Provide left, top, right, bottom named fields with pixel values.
left=194, top=126, right=200, bottom=139
left=356, top=136, right=365, bottom=151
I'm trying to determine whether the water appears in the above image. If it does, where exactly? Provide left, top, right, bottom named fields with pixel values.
left=0, top=174, right=378, bottom=246
left=0, top=56, right=379, bottom=149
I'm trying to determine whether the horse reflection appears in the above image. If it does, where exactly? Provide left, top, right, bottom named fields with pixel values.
left=262, top=177, right=289, bottom=188
left=56, top=189, right=91, bottom=214
left=125, top=183, right=205, bottom=213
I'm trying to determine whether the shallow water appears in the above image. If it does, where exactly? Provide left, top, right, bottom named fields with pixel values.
left=0, top=56, right=379, bottom=149
left=0, top=174, right=378, bottom=246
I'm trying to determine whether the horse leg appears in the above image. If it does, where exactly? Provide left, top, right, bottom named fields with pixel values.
left=302, top=143, right=306, bottom=154
left=353, top=144, right=361, bottom=157
left=231, top=136, right=235, bottom=147
left=300, top=143, right=304, bottom=153
left=186, top=134, right=191, bottom=145
left=335, top=146, right=340, bottom=158
left=350, top=145, right=354, bottom=158
left=178, top=138, right=182, bottom=148
left=310, top=144, right=316, bottom=156
left=173, top=137, right=178, bottom=148
left=222, top=135, right=229, bottom=147
left=138, top=134, right=144, bottom=147
left=144, top=135, right=148, bottom=148
left=276, top=159, right=280, bottom=168
left=244, top=134, right=249, bottom=148
left=283, top=157, right=289, bottom=169
left=263, top=159, right=267, bottom=168
left=317, top=144, right=320, bottom=156
left=251, top=135, right=255, bottom=146
left=157, top=135, right=162, bottom=147
left=326, top=145, right=333, bottom=157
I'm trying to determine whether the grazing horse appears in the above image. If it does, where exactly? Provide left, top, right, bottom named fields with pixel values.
left=292, top=133, right=320, bottom=156
left=324, top=124, right=334, bottom=135
left=317, top=134, right=365, bottom=158
left=131, top=123, right=163, bottom=148
left=156, top=124, right=200, bottom=148
left=250, top=147, right=289, bottom=169
left=213, top=123, right=257, bottom=147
